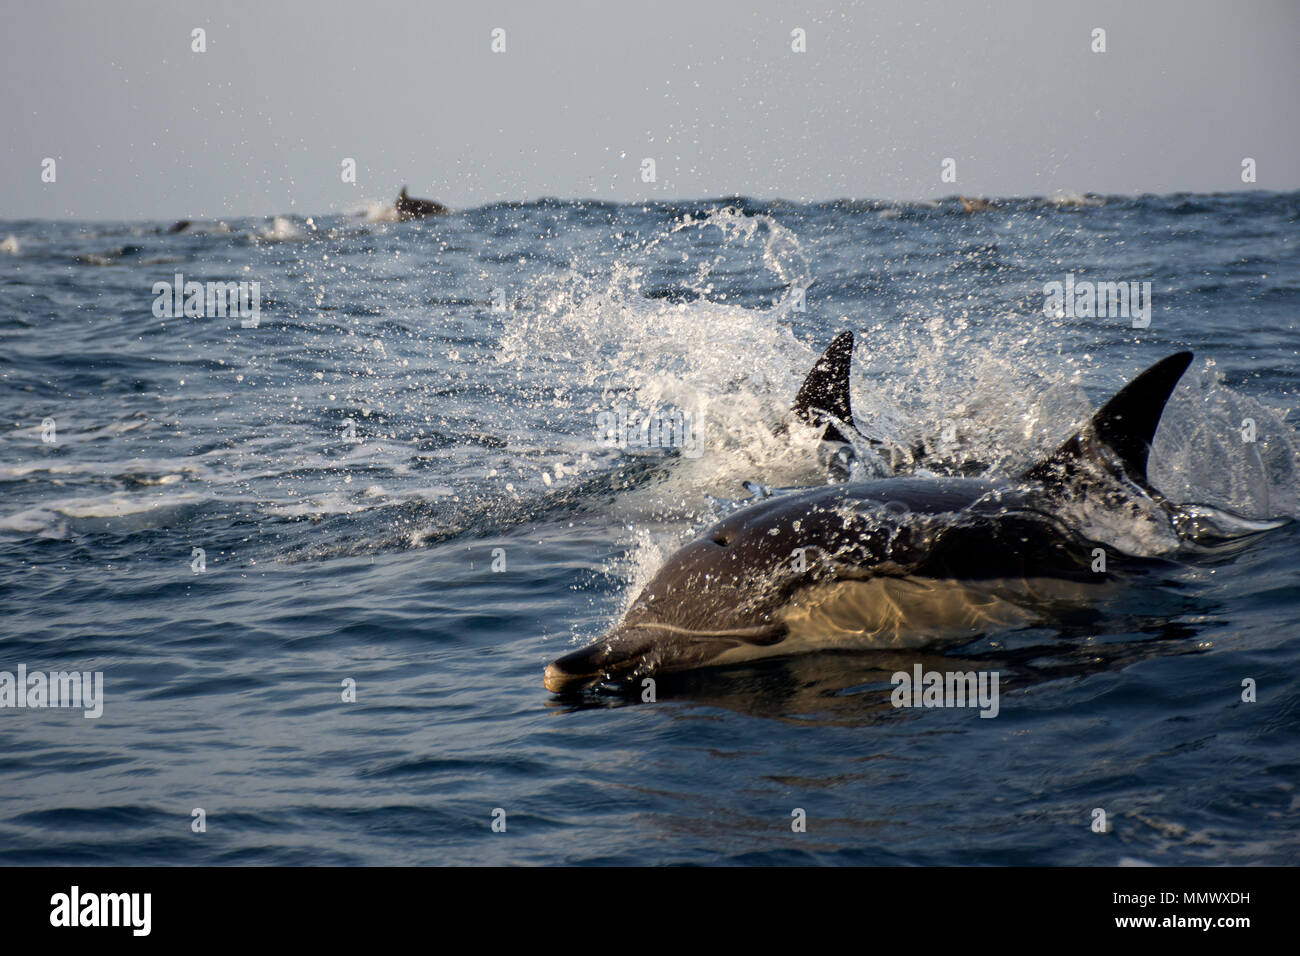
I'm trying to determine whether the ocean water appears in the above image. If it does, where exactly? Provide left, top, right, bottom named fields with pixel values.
left=0, top=192, right=1296, bottom=865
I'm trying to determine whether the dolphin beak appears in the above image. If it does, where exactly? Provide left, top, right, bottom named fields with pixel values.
left=543, top=660, right=585, bottom=693
left=543, top=627, right=664, bottom=693
left=544, top=624, right=750, bottom=693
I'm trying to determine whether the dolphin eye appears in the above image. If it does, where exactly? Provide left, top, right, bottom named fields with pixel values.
left=710, top=533, right=730, bottom=546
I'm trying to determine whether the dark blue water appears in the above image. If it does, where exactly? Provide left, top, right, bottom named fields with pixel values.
left=0, top=192, right=1296, bottom=865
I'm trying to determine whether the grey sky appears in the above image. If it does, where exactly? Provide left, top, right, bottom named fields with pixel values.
left=3, top=0, right=1297, bottom=220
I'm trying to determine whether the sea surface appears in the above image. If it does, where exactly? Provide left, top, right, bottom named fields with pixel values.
left=0, top=191, right=1296, bottom=865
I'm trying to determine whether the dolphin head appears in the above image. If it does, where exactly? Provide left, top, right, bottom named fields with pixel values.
left=543, top=512, right=808, bottom=692
left=543, top=624, right=708, bottom=692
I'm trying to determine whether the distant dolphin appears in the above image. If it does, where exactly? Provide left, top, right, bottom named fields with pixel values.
left=394, top=186, right=450, bottom=220
left=159, top=220, right=231, bottom=236
left=543, top=342, right=1279, bottom=692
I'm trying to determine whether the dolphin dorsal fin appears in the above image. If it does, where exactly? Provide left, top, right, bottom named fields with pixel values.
left=792, top=331, right=855, bottom=442
left=1023, top=351, right=1194, bottom=489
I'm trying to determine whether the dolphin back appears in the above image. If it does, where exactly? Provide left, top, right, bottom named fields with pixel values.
left=1022, top=351, right=1194, bottom=493
left=792, top=331, right=856, bottom=443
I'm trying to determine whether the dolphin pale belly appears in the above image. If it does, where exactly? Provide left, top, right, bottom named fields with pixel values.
left=771, top=574, right=1105, bottom=654
left=544, top=347, right=1210, bottom=693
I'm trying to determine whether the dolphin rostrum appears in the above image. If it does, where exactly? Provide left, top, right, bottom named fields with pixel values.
left=544, top=340, right=1219, bottom=693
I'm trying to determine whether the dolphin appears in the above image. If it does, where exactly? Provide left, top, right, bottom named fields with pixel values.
left=543, top=341, right=1256, bottom=693
left=787, top=330, right=972, bottom=478
left=394, top=186, right=450, bottom=220
left=785, top=329, right=917, bottom=477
